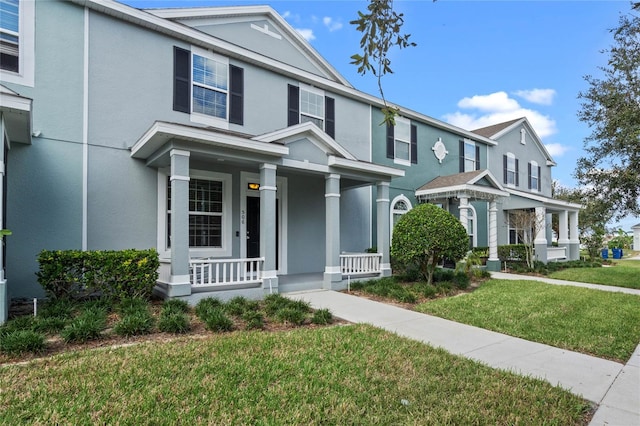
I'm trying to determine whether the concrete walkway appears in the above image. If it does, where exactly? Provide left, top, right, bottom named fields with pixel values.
left=490, top=271, right=640, bottom=296
left=285, top=284, right=640, bottom=425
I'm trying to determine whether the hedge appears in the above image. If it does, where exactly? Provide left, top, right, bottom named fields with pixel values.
left=497, top=244, right=528, bottom=262
left=36, top=249, right=159, bottom=301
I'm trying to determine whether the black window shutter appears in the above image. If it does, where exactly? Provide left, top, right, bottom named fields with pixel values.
left=386, top=123, right=394, bottom=159
left=287, top=85, right=299, bottom=127
left=173, top=46, right=191, bottom=113
left=325, top=96, right=335, bottom=138
left=410, top=124, right=417, bottom=164
left=459, top=140, right=465, bottom=173
left=475, top=145, right=480, bottom=170
left=515, top=159, right=520, bottom=187
left=503, top=155, right=508, bottom=184
left=537, top=166, right=542, bottom=191
left=229, top=65, right=244, bottom=125
left=528, top=162, right=532, bottom=189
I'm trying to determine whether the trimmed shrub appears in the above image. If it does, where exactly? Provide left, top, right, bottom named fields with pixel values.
left=36, top=249, right=159, bottom=301
left=0, top=330, right=46, bottom=356
left=264, top=294, right=292, bottom=316
left=391, top=203, right=469, bottom=285
left=452, top=272, right=470, bottom=290
left=311, top=309, right=333, bottom=325
left=433, top=268, right=455, bottom=283
left=498, top=245, right=528, bottom=262
left=225, top=296, right=259, bottom=316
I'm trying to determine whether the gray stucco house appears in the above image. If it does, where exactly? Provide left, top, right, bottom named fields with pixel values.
left=0, top=0, right=580, bottom=323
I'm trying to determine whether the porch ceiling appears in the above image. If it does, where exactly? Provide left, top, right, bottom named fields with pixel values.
left=0, top=87, right=32, bottom=145
left=504, top=188, right=583, bottom=213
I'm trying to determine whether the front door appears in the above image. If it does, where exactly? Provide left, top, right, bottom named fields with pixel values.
left=246, top=196, right=279, bottom=268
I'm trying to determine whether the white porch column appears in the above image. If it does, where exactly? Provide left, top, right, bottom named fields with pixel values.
left=458, top=196, right=469, bottom=233
left=260, top=164, right=278, bottom=292
left=569, top=210, right=580, bottom=260
left=486, top=200, right=500, bottom=271
left=324, top=174, right=342, bottom=288
left=558, top=210, right=569, bottom=245
left=168, top=149, right=191, bottom=297
left=0, top=138, right=6, bottom=324
left=376, top=181, right=392, bottom=277
left=534, top=206, right=548, bottom=263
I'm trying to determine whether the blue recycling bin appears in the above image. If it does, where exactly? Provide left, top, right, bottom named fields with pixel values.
left=612, top=248, right=622, bottom=259
left=601, top=249, right=608, bottom=259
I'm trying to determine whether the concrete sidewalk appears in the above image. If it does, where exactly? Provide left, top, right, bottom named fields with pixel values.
left=490, top=271, right=640, bottom=296
left=285, top=289, right=639, bottom=426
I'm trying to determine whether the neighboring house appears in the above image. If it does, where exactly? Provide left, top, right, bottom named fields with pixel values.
left=0, top=0, right=580, bottom=324
left=632, top=224, right=640, bottom=250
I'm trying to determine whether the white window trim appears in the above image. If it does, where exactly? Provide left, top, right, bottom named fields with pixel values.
left=530, top=160, right=539, bottom=192
left=157, top=168, right=233, bottom=259
left=0, top=0, right=34, bottom=86
left=506, top=152, right=516, bottom=187
left=189, top=45, right=230, bottom=130
left=463, top=139, right=476, bottom=172
left=299, top=83, right=325, bottom=129
left=393, top=116, right=411, bottom=166
left=390, top=194, right=412, bottom=241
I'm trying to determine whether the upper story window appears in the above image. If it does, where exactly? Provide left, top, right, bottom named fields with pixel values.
left=0, top=0, right=19, bottom=73
left=459, top=139, right=479, bottom=172
left=0, top=0, right=34, bottom=86
left=503, top=152, right=519, bottom=186
left=528, top=160, right=541, bottom=191
left=287, top=83, right=335, bottom=138
left=173, top=46, right=244, bottom=128
left=386, top=117, right=417, bottom=165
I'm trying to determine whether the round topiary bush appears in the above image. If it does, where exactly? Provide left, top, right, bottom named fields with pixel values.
left=391, top=203, right=469, bottom=285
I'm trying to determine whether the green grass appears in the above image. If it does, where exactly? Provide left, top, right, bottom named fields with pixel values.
left=416, top=279, right=640, bottom=362
left=0, top=325, right=591, bottom=425
left=549, top=259, right=640, bottom=289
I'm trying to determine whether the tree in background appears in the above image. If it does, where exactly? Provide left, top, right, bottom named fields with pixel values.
left=576, top=3, right=640, bottom=220
left=391, top=203, right=468, bottom=285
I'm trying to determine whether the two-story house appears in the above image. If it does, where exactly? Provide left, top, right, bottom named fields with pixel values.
left=0, top=0, right=580, bottom=324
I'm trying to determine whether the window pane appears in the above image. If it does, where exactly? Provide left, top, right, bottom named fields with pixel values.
left=395, top=119, right=410, bottom=142
left=300, top=89, right=324, bottom=118
left=189, top=215, right=222, bottom=247
left=394, top=200, right=408, bottom=211
left=193, top=54, right=227, bottom=90
left=395, top=140, right=410, bottom=161
left=193, top=86, right=227, bottom=119
left=464, top=142, right=475, bottom=159
left=300, top=114, right=324, bottom=129
left=507, top=170, right=515, bottom=185
left=0, top=0, right=19, bottom=33
left=189, top=179, right=223, bottom=213
left=465, top=159, right=475, bottom=173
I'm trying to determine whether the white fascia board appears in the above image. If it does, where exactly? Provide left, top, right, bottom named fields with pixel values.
left=131, top=121, right=288, bottom=159
left=71, top=0, right=497, bottom=147
left=490, top=118, right=526, bottom=139
left=0, top=92, right=32, bottom=113
left=253, top=122, right=356, bottom=161
left=505, top=188, right=582, bottom=210
left=416, top=184, right=509, bottom=199
left=467, top=169, right=507, bottom=192
left=493, top=118, right=557, bottom=166
left=328, top=156, right=405, bottom=178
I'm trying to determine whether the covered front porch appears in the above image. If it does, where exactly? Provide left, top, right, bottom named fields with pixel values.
left=131, top=121, right=403, bottom=300
left=415, top=170, right=509, bottom=271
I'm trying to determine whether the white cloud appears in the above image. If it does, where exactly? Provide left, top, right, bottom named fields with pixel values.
left=544, top=143, right=570, bottom=157
left=323, top=16, right=343, bottom=32
left=295, top=28, right=315, bottom=41
left=443, top=90, right=558, bottom=138
left=513, top=88, right=556, bottom=105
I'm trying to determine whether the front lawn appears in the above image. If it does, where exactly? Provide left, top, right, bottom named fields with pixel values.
left=0, top=324, right=592, bottom=425
left=549, top=259, right=640, bottom=289
left=416, top=279, right=640, bottom=362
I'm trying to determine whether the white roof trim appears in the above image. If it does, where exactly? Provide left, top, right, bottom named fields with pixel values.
left=69, top=0, right=498, bottom=146
left=0, top=91, right=32, bottom=113
left=328, top=156, right=405, bottom=178
left=252, top=122, right=356, bottom=161
left=492, top=117, right=557, bottom=166
left=506, top=188, right=582, bottom=210
left=131, top=121, right=288, bottom=159
left=466, top=169, right=507, bottom=192
left=416, top=184, right=509, bottom=199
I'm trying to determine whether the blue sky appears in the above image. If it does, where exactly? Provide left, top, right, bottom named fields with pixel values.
left=123, top=0, right=635, bottom=230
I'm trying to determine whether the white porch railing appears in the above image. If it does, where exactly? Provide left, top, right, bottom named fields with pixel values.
left=547, top=247, right=567, bottom=261
left=340, top=253, right=382, bottom=276
left=190, top=257, right=265, bottom=287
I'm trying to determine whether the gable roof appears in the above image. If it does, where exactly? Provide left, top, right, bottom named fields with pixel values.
left=415, top=169, right=508, bottom=201
left=471, top=118, right=523, bottom=138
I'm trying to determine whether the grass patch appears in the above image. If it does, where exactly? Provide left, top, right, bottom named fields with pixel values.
left=0, top=330, right=46, bottom=356
left=549, top=259, right=640, bottom=289
left=60, top=306, right=107, bottom=343
left=0, top=325, right=591, bottom=424
left=416, top=279, right=640, bottom=362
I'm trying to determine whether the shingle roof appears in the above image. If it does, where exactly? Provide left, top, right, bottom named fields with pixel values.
left=471, top=117, right=523, bottom=138
left=416, top=170, right=485, bottom=191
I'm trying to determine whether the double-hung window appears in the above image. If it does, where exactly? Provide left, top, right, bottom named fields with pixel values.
left=299, top=85, right=325, bottom=128
left=0, top=0, right=19, bottom=73
left=386, top=117, right=418, bottom=165
left=173, top=46, right=244, bottom=128
left=504, top=153, right=519, bottom=186
left=287, top=83, right=335, bottom=138
left=459, top=139, right=480, bottom=172
left=528, top=161, right=541, bottom=191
